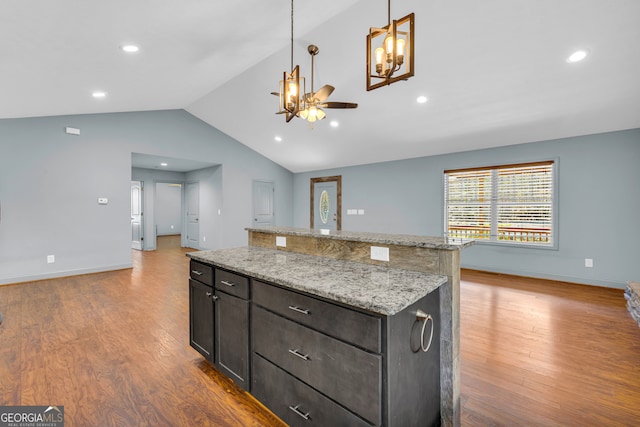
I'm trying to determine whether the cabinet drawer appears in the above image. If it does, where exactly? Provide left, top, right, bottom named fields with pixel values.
left=190, top=260, right=213, bottom=286
left=253, top=306, right=381, bottom=426
left=252, top=354, right=371, bottom=427
left=253, top=280, right=381, bottom=353
left=215, top=269, right=249, bottom=299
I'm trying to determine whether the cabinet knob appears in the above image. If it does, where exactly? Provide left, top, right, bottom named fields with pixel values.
left=206, top=292, right=212, bottom=297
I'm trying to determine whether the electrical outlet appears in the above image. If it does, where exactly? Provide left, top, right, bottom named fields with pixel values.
left=276, top=236, right=286, bottom=247
left=371, top=246, right=389, bottom=262
left=47, top=255, right=55, bottom=264
left=585, top=258, right=593, bottom=268
left=203, top=236, right=206, bottom=242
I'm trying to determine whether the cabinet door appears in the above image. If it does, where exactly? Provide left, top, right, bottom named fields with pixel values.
left=189, top=279, right=214, bottom=363
left=215, top=291, right=250, bottom=390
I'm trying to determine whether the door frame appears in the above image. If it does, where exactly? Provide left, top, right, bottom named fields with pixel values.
left=310, top=175, right=342, bottom=230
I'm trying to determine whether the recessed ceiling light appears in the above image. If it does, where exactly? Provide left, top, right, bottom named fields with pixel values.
left=566, top=49, right=589, bottom=63
left=274, top=136, right=282, bottom=142
left=417, top=95, right=428, bottom=104
left=121, top=45, right=140, bottom=53
left=160, top=163, right=168, bottom=167
left=330, top=121, right=339, bottom=128
left=92, top=91, right=107, bottom=98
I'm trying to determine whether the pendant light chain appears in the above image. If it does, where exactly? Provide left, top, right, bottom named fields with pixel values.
left=290, top=0, right=294, bottom=71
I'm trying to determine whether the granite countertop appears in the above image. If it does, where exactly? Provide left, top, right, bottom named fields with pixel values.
left=188, top=246, right=448, bottom=316
left=246, top=226, right=474, bottom=250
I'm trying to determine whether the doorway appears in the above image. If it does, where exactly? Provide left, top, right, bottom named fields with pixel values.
left=131, top=181, right=144, bottom=250
left=310, top=175, right=342, bottom=230
left=155, top=182, right=183, bottom=238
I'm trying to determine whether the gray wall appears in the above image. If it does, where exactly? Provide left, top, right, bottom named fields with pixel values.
left=293, top=129, right=640, bottom=289
left=0, top=110, right=293, bottom=285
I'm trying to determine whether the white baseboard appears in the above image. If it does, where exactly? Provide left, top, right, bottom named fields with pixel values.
left=0, top=263, right=133, bottom=286
left=461, top=264, right=626, bottom=289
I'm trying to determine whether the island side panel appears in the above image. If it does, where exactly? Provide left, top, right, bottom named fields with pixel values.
left=438, top=249, right=461, bottom=427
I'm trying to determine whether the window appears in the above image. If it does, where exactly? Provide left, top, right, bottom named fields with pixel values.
left=444, top=161, right=555, bottom=247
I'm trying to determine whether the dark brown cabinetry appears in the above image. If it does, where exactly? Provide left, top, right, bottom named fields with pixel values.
left=189, top=260, right=442, bottom=426
left=189, top=260, right=214, bottom=362
left=214, top=269, right=250, bottom=390
left=251, top=279, right=441, bottom=427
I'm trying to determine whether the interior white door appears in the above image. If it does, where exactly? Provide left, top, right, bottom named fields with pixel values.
left=313, top=181, right=337, bottom=230
left=186, top=182, right=200, bottom=249
left=131, top=181, right=143, bottom=250
left=253, top=180, right=275, bottom=227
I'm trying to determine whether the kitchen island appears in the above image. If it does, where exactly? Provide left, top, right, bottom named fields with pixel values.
left=188, top=227, right=472, bottom=426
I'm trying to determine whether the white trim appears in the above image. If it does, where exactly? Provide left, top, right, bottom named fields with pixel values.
left=461, top=263, right=626, bottom=289
left=0, top=263, right=133, bottom=286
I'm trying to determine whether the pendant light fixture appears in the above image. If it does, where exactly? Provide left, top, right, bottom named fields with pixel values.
left=366, top=0, right=414, bottom=91
left=275, top=0, right=305, bottom=122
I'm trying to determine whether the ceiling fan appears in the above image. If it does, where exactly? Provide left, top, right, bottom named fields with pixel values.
left=299, top=44, right=358, bottom=123
left=273, top=44, right=357, bottom=124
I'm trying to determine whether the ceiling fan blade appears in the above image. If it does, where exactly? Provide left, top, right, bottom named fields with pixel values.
left=321, top=102, right=358, bottom=109
left=314, top=85, right=335, bottom=102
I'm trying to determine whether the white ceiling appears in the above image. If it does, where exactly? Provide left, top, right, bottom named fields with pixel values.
left=2, top=0, right=639, bottom=173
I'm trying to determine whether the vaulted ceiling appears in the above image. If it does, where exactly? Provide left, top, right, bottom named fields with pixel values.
left=2, top=1, right=639, bottom=172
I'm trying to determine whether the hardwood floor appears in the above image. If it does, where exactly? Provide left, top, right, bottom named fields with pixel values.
left=460, top=270, right=640, bottom=426
left=0, top=236, right=285, bottom=427
left=0, top=238, right=638, bottom=426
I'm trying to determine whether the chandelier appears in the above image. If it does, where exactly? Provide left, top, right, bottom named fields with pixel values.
left=366, top=0, right=415, bottom=91
left=275, top=0, right=305, bottom=122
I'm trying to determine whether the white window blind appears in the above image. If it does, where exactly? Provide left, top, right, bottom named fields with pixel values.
left=445, top=161, right=554, bottom=246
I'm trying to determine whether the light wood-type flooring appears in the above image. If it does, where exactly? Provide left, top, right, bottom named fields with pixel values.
left=0, top=235, right=639, bottom=426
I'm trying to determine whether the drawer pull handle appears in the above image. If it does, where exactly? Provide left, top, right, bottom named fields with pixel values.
left=288, top=349, right=310, bottom=361
left=220, top=280, right=235, bottom=287
left=288, top=305, right=310, bottom=315
left=191, top=270, right=203, bottom=276
left=416, top=309, right=434, bottom=353
left=205, top=292, right=212, bottom=297
left=288, top=405, right=310, bottom=420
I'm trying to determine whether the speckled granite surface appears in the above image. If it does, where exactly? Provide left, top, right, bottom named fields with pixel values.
left=188, top=246, right=447, bottom=316
left=246, top=226, right=475, bottom=250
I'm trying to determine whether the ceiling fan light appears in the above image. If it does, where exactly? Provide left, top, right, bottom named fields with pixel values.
left=299, top=108, right=308, bottom=120
left=316, top=108, right=326, bottom=120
